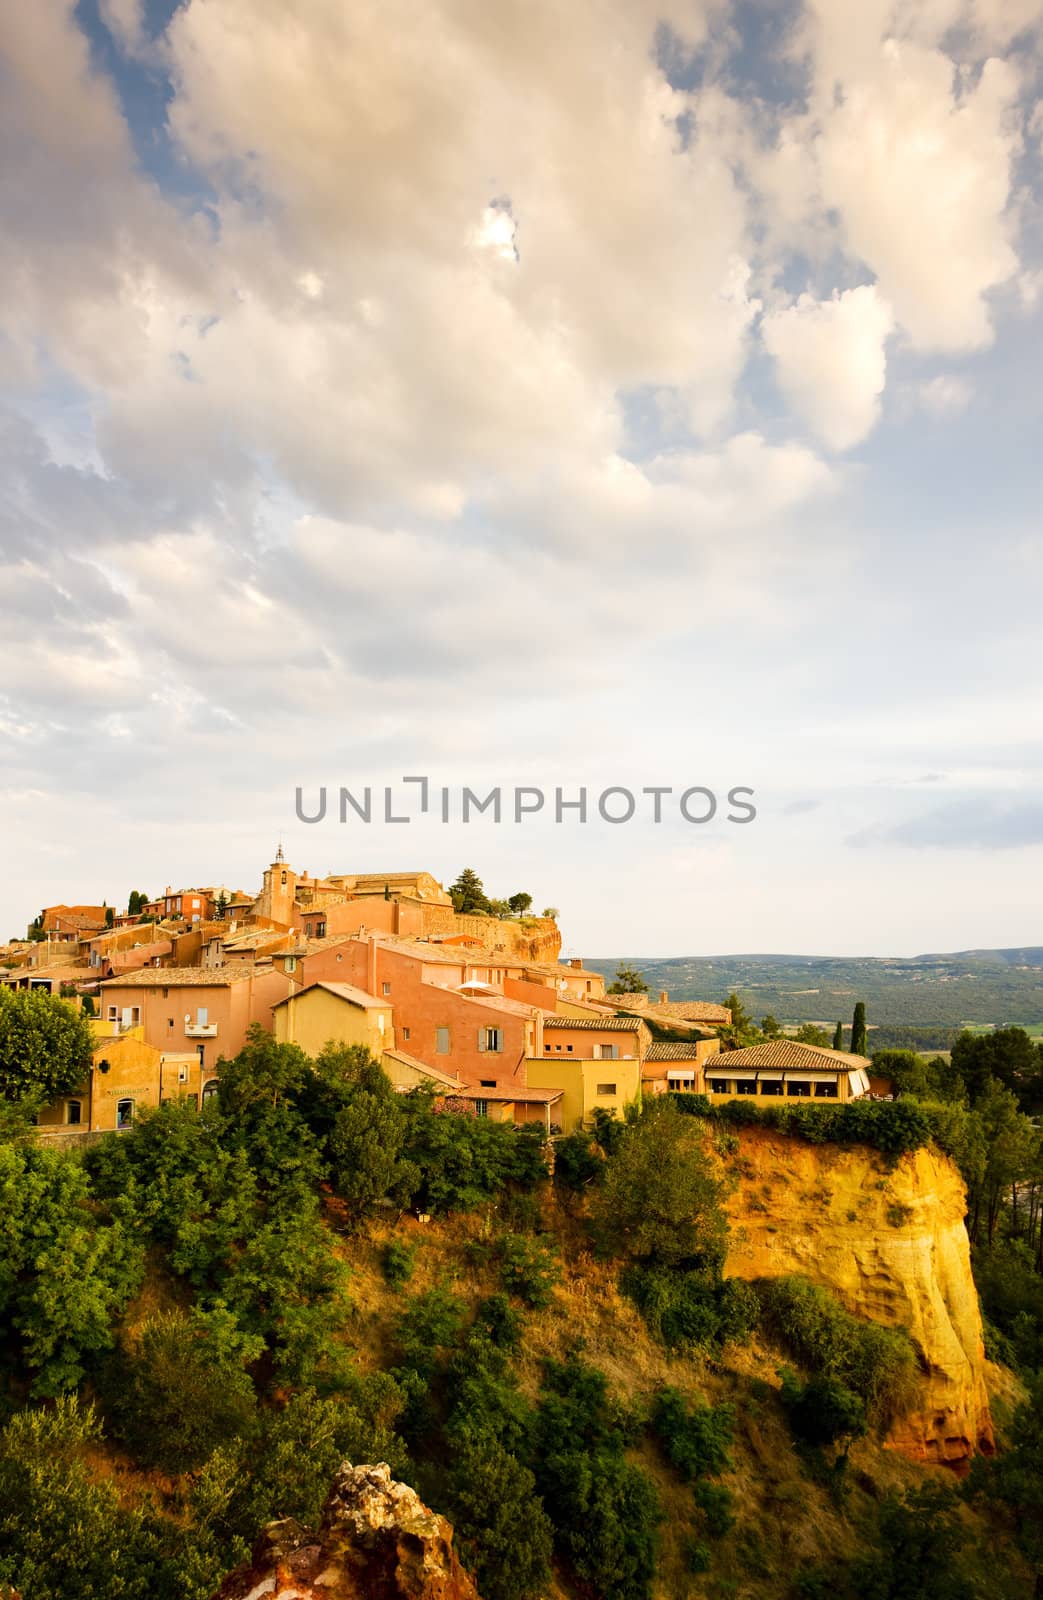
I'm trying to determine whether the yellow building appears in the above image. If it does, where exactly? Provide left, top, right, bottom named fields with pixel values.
left=524, top=1055, right=642, bottom=1131
left=703, top=1041, right=872, bottom=1103
left=35, top=1020, right=201, bottom=1139
left=381, top=1047, right=464, bottom=1093
left=272, top=980, right=392, bottom=1058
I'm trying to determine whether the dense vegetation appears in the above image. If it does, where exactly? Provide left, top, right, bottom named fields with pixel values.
left=0, top=998, right=1040, bottom=1599
left=587, top=949, right=1043, bottom=1032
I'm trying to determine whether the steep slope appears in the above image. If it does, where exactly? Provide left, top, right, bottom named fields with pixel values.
left=724, top=1127, right=993, bottom=1465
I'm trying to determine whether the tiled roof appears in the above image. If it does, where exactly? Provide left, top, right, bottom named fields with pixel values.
left=710, top=1041, right=872, bottom=1071
left=645, top=1042, right=707, bottom=1061
left=99, top=965, right=258, bottom=988
left=454, top=1083, right=563, bottom=1104
left=607, top=993, right=731, bottom=1023
left=272, top=980, right=386, bottom=1010
left=542, top=1014, right=645, bottom=1031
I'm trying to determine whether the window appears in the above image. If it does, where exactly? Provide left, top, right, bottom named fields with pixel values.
left=382, top=982, right=391, bottom=996
left=285, top=955, right=297, bottom=973
left=167, top=1017, right=174, bottom=1028
left=479, top=1027, right=503, bottom=1053
left=66, top=1100, right=82, bottom=1126
left=735, top=1079, right=757, bottom=1096
left=402, top=1027, right=411, bottom=1041
left=436, top=1027, right=450, bottom=1055
left=595, top=1043, right=619, bottom=1060
left=116, top=1098, right=134, bottom=1129
left=107, top=1005, right=117, bottom=1021
left=178, top=1063, right=189, bottom=1083
left=709, top=1078, right=729, bottom=1094
left=596, top=1083, right=617, bottom=1096
left=196, top=1007, right=208, bottom=1026
left=786, top=1081, right=811, bottom=1097
left=759, top=1080, right=783, bottom=1096
left=316, top=921, right=327, bottom=938
left=480, top=1079, right=496, bottom=1088
left=474, top=1100, right=488, bottom=1118
left=814, top=1081, right=838, bottom=1098
left=162, top=987, right=169, bottom=998
left=201, top=1079, right=219, bottom=1102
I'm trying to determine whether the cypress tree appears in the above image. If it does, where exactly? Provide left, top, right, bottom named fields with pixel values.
left=832, top=1021, right=844, bottom=1051
left=851, top=1002, right=867, bottom=1057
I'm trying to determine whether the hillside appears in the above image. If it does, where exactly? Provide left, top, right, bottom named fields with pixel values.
left=586, top=948, right=1043, bottom=1034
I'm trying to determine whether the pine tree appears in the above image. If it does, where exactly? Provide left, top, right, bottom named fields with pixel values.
left=851, top=1002, right=868, bottom=1056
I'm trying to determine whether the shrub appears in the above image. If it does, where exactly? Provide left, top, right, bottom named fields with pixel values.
left=382, top=1239, right=418, bottom=1290
left=496, top=1233, right=561, bottom=1308
left=590, top=1103, right=729, bottom=1271
left=759, top=1278, right=917, bottom=1425
left=102, top=1307, right=260, bottom=1473
left=651, top=1388, right=734, bottom=1480
left=781, top=1371, right=867, bottom=1448
left=441, top=1435, right=553, bottom=1600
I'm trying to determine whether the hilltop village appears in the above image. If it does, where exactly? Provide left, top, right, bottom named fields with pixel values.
left=1, top=854, right=875, bottom=1140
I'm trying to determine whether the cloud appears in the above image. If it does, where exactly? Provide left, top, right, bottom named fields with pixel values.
left=851, top=794, right=1043, bottom=850
left=916, top=374, right=974, bottom=415
left=761, top=286, right=895, bottom=449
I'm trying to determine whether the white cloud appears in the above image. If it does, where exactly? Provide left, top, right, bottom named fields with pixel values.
left=761, top=286, right=895, bottom=450
left=917, top=374, right=973, bottom=415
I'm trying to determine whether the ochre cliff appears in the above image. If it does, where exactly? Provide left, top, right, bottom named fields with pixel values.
left=211, top=1463, right=481, bottom=1600
left=724, top=1127, right=993, bottom=1467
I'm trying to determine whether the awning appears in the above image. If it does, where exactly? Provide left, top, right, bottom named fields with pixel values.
left=666, top=1069, right=697, bottom=1081
left=755, top=1070, right=784, bottom=1082
left=783, top=1070, right=840, bottom=1082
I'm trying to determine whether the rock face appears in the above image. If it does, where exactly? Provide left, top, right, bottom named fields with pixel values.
left=724, top=1127, right=994, bottom=1467
left=211, top=1463, right=482, bottom=1600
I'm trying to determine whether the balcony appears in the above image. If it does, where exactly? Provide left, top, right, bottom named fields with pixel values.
left=184, top=1022, right=218, bottom=1038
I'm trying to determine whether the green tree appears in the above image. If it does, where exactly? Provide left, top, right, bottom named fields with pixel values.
left=951, top=1028, right=1043, bottom=1110
left=851, top=1001, right=868, bottom=1056
left=761, top=1013, right=782, bottom=1038
left=0, top=1141, right=143, bottom=1394
left=449, top=868, right=491, bottom=914
left=102, top=1306, right=261, bottom=1473
left=541, top=906, right=560, bottom=919
left=871, top=1049, right=930, bottom=1097
left=0, top=987, right=94, bottom=1113
left=833, top=1021, right=845, bottom=1050
left=969, top=1380, right=1043, bottom=1584
left=795, top=1023, right=830, bottom=1047
left=325, top=1051, right=419, bottom=1218
left=608, top=962, right=650, bottom=995
left=104, top=906, right=115, bottom=928
left=443, top=1435, right=553, bottom=1600
left=507, top=892, right=533, bottom=915
left=591, top=1103, right=728, bottom=1270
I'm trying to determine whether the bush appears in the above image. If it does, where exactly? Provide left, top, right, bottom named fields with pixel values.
left=759, top=1278, right=917, bottom=1426
left=496, top=1233, right=561, bottom=1308
left=531, top=1355, right=661, bottom=1600
left=441, top=1434, right=553, bottom=1600
left=782, top=1371, right=867, bottom=1448
left=590, top=1103, right=729, bottom=1271
left=102, top=1307, right=260, bottom=1473
left=651, top=1388, right=734, bottom=1480
left=382, top=1239, right=418, bottom=1290
left=622, top=1265, right=758, bottom=1351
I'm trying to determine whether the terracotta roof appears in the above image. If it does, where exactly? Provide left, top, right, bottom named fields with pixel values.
left=99, top=965, right=258, bottom=988
left=272, top=980, right=386, bottom=1010
left=645, top=1042, right=707, bottom=1061
left=606, top=993, right=731, bottom=1023
left=711, top=1041, right=872, bottom=1071
left=453, top=1083, right=563, bottom=1104
left=542, top=1015, right=646, bottom=1031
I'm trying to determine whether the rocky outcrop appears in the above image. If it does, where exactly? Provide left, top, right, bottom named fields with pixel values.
left=211, top=1463, right=481, bottom=1600
left=724, top=1127, right=994, bottom=1467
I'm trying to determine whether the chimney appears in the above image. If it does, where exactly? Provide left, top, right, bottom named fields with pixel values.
left=570, top=958, right=582, bottom=969
left=659, top=990, right=669, bottom=1004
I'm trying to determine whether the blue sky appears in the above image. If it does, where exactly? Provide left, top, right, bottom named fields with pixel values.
left=1, top=0, right=1042, bottom=956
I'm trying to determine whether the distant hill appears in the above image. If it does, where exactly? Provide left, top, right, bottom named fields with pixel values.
left=584, top=947, right=1043, bottom=1037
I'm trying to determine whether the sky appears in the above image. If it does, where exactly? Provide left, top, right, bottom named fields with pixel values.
left=2, top=0, right=1043, bottom=958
